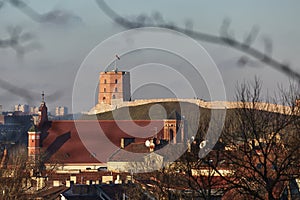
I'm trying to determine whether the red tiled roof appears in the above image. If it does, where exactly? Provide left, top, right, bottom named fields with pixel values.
left=42, top=120, right=165, bottom=164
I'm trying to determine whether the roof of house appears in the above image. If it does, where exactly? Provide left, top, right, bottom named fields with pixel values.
left=108, top=143, right=154, bottom=162
left=62, top=184, right=101, bottom=200
left=108, top=142, right=185, bottom=163
left=42, top=120, right=165, bottom=164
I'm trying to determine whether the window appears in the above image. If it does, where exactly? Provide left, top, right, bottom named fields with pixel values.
left=104, top=88, right=106, bottom=92
left=104, top=79, right=107, bottom=84
left=115, top=87, right=118, bottom=92
left=115, top=79, right=118, bottom=84
left=112, top=95, right=116, bottom=99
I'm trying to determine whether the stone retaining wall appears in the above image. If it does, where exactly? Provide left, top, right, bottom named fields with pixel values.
left=89, top=98, right=294, bottom=115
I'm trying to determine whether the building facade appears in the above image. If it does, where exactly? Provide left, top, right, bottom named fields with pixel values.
left=28, top=129, right=40, bottom=162
left=30, top=106, right=39, bottom=114
left=55, top=106, right=68, bottom=116
left=14, top=104, right=29, bottom=114
left=98, top=70, right=131, bottom=105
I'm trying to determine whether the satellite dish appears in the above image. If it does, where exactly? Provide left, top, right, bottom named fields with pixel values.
left=199, top=140, right=207, bottom=149
left=145, top=140, right=150, bottom=147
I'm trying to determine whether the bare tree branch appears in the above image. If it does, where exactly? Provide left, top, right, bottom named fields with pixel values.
left=95, top=0, right=300, bottom=81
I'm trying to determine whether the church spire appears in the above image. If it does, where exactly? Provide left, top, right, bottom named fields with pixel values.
left=37, top=91, right=48, bottom=131
left=41, top=91, right=45, bottom=103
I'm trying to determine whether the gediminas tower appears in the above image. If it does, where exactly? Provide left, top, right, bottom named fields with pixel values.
left=98, top=69, right=131, bottom=105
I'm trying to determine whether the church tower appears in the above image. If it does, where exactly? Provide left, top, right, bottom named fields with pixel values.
left=98, top=70, right=131, bottom=105
left=28, top=92, right=47, bottom=164
left=28, top=126, right=40, bottom=162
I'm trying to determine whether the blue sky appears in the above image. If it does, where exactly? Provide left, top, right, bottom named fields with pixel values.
left=0, top=0, right=299, bottom=113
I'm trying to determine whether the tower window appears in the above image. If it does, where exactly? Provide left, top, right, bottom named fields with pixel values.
left=115, top=79, right=118, bottom=84
left=104, top=79, right=107, bottom=84
left=104, top=88, right=106, bottom=92
left=115, top=88, right=118, bottom=92
left=112, top=95, right=116, bottom=99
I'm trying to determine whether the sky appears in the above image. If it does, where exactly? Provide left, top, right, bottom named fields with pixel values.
left=0, top=0, right=299, bottom=113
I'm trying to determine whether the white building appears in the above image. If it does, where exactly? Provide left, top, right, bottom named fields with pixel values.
left=55, top=106, right=68, bottom=116
left=30, top=106, right=39, bottom=114
left=14, top=104, right=29, bottom=114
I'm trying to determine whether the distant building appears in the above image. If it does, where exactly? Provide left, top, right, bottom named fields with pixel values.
left=0, top=115, right=4, bottom=124
left=0, top=114, right=32, bottom=145
left=55, top=106, right=68, bottom=116
left=14, top=104, right=29, bottom=114
left=30, top=106, right=39, bottom=114
left=98, top=70, right=131, bottom=105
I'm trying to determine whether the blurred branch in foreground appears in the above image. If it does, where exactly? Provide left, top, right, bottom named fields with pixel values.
left=95, top=0, right=300, bottom=82
left=0, top=25, right=40, bottom=58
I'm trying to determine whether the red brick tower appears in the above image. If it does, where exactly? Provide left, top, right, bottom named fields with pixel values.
left=163, top=119, right=178, bottom=144
left=98, top=70, right=131, bottom=105
left=28, top=127, right=40, bottom=161
left=162, top=112, right=186, bottom=144
left=28, top=92, right=48, bottom=163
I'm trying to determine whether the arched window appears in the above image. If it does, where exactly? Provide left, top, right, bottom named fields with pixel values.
left=112, top=95, right=116, bottom=99
left=104, top=79, right=107, bottom=84
left=104, top=88, right=106, bottom=92
left=115, top=79, right=118, bottom=84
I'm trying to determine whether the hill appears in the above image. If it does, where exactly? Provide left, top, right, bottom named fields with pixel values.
left=82, top=101, right=227, bottom=140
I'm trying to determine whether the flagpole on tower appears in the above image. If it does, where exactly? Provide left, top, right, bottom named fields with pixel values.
left=115, top=54, right=120, bottom=72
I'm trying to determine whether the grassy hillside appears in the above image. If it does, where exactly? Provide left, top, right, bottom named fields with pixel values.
left=81, top=101, right=216, bottom=140
left=80, top=101, right=294, bottom=143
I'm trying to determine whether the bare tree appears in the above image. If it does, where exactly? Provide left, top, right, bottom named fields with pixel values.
left=213, top=79, right=300, bottom=200
left=176, top=147, right=228, bottom=200
left=0, top=145, right=33, bottom=200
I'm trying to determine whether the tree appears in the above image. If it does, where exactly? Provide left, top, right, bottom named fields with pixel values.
left=177, top=151, right=226, bottom=200
left=0, top=145, right=33, bottom=200
left=214, top=78, right=300, bottom=200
